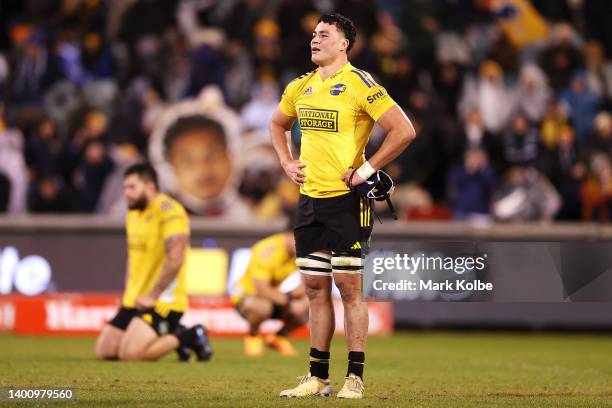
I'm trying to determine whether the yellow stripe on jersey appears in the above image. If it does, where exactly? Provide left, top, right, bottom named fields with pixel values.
left=279, top=62, right=397, bottom=198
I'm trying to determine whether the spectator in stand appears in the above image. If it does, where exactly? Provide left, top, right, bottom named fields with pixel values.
left=514, top=63, right=551, bottom=124
left=492, top=166, right=561, bottom=222
left=79, top=31, right=116, bottom=83
left=545, top=125, right=585, bottom=220
left=501, top=112, right=541, bottom=169
left=0, top=113, right=27, bottom=213
left=457, top=107, right=501, bottom=171
left=540, top=99, right=570, bottom=150
left=538, top=23, right=584, bottom=93
left=588, top=111, right=612, bottom=156
left=447, top=147, right=497, bottom=221
left=560, top=70, right=600, bottom=144
left=240, top=78, right=280, bottom=137
left=460, top=60, right=515, bottom=134
left=581, top=153, right=612, bottom=222
left=75, top=140, right=115, bottom=212
left=24, top=116, right=62, bottom=179
left=584, top=40, right=612, bottom=108
left=10, top=26, right=64, bottom=107
left=28, top=174, right=77, bottom=213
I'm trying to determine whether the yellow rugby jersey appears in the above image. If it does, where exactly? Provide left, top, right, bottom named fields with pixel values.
left=233, top=233, right=296, bottom=302
left=279, top=62, right=397, bottom=198
left=123, top=194, right=190, bottom=313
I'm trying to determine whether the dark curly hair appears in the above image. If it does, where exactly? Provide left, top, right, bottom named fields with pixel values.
left=124, top=162, right=159, bottom=189
left=164, top=114, right=227, bottom=157
left=318, top=13, right=357, bottom=52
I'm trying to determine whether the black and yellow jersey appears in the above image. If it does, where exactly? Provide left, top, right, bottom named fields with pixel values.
left=232, top=233, right=296, bottom=303
left=279, top=62, right=396, bottom=198
left=123, top=194, right=190, bottom=313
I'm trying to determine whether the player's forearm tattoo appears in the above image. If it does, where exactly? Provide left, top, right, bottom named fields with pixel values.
left=151, top=234, right=188, bottom=297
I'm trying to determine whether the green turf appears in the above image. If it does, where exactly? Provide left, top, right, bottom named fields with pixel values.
left=1, top=332, right=612, bottom=407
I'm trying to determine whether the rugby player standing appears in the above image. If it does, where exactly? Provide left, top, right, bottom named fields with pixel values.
left=270, top=13, right=415, bottom=399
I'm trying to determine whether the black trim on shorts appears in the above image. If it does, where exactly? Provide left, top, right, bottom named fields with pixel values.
left=109, top=307, right=138, bottom=331
left=294, top=191, right=373, bottom=258
left=108, top=306, right=182, bottom=335
left=136, top=308, right=183, bottom=336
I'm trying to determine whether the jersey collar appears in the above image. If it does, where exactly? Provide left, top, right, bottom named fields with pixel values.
left=317, top=61, right=352, bottom=82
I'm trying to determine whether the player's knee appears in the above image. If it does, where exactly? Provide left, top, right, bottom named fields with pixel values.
left=304, top=280, right=329, bottom=302
left=118, top=347, right=142, bottom=361
left=288, top=297, right=309, bottom=320
left=94, top=346, right=116, bottom=361
left=335, top=279, right=362, bottom=304
left=94, top=328, right=121, bottom=360
left=241, top=297, right=272, bottom=321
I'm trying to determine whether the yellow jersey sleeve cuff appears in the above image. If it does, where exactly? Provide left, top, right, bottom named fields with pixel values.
left=371, top=100, right=398, bottom=122
left=279, top=103, right=296, bottom=118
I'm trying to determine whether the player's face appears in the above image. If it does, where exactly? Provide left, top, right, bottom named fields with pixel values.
left=311, top=22, right=348, bottom=65
left=123, top=175, right=150, bottom=210
left=168, top=130, right=232, bottom=201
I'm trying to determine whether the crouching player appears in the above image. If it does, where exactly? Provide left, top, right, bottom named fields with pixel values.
left=233, top=231, right=309, bottom=356
left=94, top=163, right=212, bottom=362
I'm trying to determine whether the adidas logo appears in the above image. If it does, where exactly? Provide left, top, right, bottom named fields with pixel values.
left=350, top=242, right=362, bottom=249
left=304, top=87, right=313, bottom=95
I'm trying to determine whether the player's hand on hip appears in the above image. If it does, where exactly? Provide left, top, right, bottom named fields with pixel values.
left=135, top=294, right=155, bottom=309
left=341, top=168, right=366, bottom=189
left=282, top=160, right=307, bottom=186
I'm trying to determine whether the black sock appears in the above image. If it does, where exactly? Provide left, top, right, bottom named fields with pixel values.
left=174, top=324, right=188, bottom=348
left=276, top=327, right=288, bottom=337
left=347, top=351, right=365, bottom=379
left=309, top=348, right=330, bottom=380
left=176, top=326, right=197, bottom=348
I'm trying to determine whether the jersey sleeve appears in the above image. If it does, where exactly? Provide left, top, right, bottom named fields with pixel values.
left=278, top=80, right=298, bottom=117
left=352, top=71, right=397, bottom=121
left=247, top=240, right=280, bottom=281
left=160, top=200, right=190, bottom=240
left=247, top=259, right=272, bottom=281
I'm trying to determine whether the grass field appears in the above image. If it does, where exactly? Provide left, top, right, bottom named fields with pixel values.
left=1, top=332, right=612, bottom=407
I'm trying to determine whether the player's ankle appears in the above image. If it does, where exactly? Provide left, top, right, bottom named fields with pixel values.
left=346, top=351, right=365, bottom=379
left=309, top=347, right=330, bottom=379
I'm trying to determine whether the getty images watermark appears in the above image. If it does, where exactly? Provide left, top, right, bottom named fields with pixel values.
left=363, top=243, right=494, bottom=301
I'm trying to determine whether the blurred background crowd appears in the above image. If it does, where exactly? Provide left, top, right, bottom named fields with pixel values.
left=0, top=0, right=611, bottom=223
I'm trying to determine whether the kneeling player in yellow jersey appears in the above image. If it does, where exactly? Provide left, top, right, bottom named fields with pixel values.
left=94, top=163, right=212, bottom=362
left=233, top=231, right=309, bottom=357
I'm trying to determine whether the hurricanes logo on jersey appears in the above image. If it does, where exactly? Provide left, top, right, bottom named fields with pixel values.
left=330, top=83, right=346, bottom=96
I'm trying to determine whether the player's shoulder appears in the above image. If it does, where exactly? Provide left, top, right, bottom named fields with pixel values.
left=154, top=194, right=187, bottom=217
left=284, top=70, right=317, bottom=93
left=345, top=65, right=382, bottom=91
left=252, top=233, right=286, bottom=262
left=290, top=69, right=317, bottom=84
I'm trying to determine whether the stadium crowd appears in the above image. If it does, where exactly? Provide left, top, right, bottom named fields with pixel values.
left=0, top=0, right=611, bottom=222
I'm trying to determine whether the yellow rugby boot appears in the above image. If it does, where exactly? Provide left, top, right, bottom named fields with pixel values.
left=279, top=374, right=332, bottom=397
left=264, top=333, right=297, bottom=356
left=243, top=335, right=264, bottom=356
left=336, top=374, right=365, bottom=399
